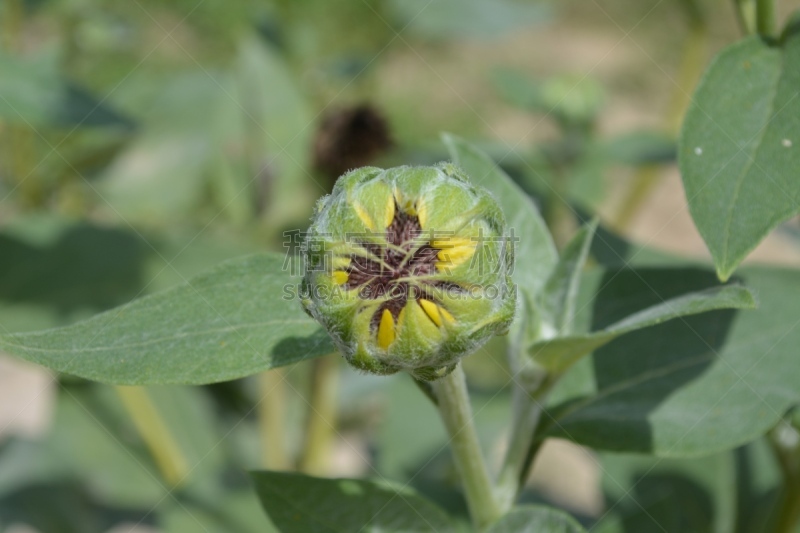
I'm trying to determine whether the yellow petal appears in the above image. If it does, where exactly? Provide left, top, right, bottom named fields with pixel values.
left=434, top=238, right=477, bottom=270
left=353, top=202, right=376, bottom=231
left=377, top=308, right=396, bottom=349
left=332, top=271, right=349, bottom=285
left=432, top=236, right=476, bottom=249
left=418, top=299, right=454, bottom=328
left=383, top=194, right=395, bottom=229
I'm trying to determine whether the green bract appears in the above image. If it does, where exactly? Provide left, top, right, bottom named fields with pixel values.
left=301, top=163, right=517, bottom=380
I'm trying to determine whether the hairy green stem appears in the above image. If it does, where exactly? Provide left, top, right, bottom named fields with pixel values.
left=258, top=369, right=290, bottom=470
left=115, top=386, right=189, bottom=487
left=431, top=364, right=502, bottom=530
left=734, top=0, right=758, bottom=34
left=756, top=0, right=776, bottom=36
left=299, top=355, right=339, bottom=475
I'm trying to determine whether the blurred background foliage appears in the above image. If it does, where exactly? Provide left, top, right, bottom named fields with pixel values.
left=2, top=0, right=800, bottom=531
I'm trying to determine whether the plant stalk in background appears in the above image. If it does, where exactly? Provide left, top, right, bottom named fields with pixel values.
left=258, top=369, right=291, bottom=470
left=115, top=386, right=189, bottom=487
left=299, top=355, right=340, bottom=475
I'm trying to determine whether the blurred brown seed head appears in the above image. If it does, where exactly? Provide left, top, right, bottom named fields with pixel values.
left=312, top=104, right=393, bottom=188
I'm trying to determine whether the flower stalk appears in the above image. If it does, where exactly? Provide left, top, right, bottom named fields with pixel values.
left=431, top=364, right=502, bottom=531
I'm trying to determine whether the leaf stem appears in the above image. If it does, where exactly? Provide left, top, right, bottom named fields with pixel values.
left=115, top=386, right=189, bottom=487
left=298, top=355, right=340, bottom=475
left=258, top=369, right=290, bottom=470
left=430, top=364, right=502, bottom=531
left=756, top=0, right=776, bottom=37
left=495, top=370, right=556, bottom=512
left=496, top=386, right=542, bottom=511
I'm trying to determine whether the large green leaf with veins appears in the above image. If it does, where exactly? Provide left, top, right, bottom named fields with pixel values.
left=0, top=253, right=333, bottom=385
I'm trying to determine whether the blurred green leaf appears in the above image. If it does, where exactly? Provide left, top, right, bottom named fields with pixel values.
left=376, top=374, right=510, bottom=487
left=99, top=136, right=212, bottom=223
left=0, top=387, right=164, bottom=508
left=491, top=68, right=541, bottom=111
left=376, top=375, right=447, bottom=481
left=596, top=452, right=737, bottom=533
left=0, top=53, right=131, bottom=128
left=389, top=0, right=550, bottom=40
left=543, top=267, right=800, bottom=456
left=0, top=223, right=146, bottom=315
left=250, top=470, right=455, bottom=532
left=0, top=253, right=333, bottom=385
left=142, top=230, right=260, bottom=294
left=579, top=216, right=692, bottom=270
left=0, top=481, right=145, bottom=533
left=530, top=283, right=754, bottom=373
left=604, top=131, right=675, bottom=165
left=679, top=33, right=800, bottom=281
left=235, top=34, right=318, bottom=227
left=97, top=70, right=227, bottom=223
left=565, top=145, right=608, bottom=209
left=443, top=134, right=557, bottom=299
left=734, top=437, right=791, bottom=533
left=485, top=505, right=586, bottom=532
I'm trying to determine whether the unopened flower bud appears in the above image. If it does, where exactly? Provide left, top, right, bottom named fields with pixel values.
left=301, top=163, right=516, bottom=381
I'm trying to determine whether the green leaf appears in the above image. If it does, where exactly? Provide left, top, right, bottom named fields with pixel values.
left=543, top=267, right=800, bottom=456
left=679, top=34, right=800, bottom=281
left=530, top=284, right=755, bottom=373
left=0, top=52, right=130, bottom=128
left=485, top=505, right=586, bottom=532
left=442, top=133, right=558, bottom=299
left=388, top=0, right=551, bottom=40
left=0, top=253, right=333, bottom=385
left=539, top=220, right=598, bottom=337
left=250, top=471, right=455, bottom=533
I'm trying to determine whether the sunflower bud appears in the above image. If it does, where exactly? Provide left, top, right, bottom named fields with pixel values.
left=300, top=163, right=516, bottom=381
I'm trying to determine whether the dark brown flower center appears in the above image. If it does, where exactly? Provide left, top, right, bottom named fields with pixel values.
left=342, top=203, right=460, bottom=330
